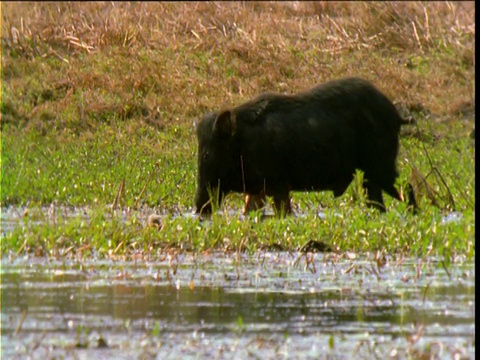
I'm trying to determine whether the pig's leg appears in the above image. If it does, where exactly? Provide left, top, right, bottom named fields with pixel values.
left=332, top=177, right=352, bottom=197
left=243, top=193, right=267, bottom=215
left=363, top=182, right=387, bottom=212
left=382, top=183, right=418, bottom=213
left=403, top=183, right=418, bottom=213
left=273, top=193, right=293, bottom=216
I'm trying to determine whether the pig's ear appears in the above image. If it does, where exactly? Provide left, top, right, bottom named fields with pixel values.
left=213, top=110, right=236, bottom=137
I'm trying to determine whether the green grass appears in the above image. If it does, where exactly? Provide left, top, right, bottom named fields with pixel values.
left=2, top=197, right=474, bottom=261
left=1, top=2, right=475, bottom=260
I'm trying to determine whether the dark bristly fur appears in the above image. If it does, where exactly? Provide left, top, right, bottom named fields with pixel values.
left=195, top=77, right=418, bottom=216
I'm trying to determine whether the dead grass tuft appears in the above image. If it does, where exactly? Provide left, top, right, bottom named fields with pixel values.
left=2, top=1, right=475, bottom=125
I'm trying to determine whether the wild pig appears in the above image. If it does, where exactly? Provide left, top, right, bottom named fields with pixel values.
left=194, top=77, right=418, bottom=216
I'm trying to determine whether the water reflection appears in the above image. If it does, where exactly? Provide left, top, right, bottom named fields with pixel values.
left=1, top=254, right=475, bottom=359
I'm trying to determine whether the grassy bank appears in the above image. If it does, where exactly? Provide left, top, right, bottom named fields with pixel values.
left=1, top=2, right=475, bottom=259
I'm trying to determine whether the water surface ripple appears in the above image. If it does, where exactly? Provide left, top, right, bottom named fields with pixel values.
left=1, top=253, right=475, bottom=359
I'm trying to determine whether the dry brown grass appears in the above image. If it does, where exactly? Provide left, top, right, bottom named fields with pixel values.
left=2, top=1, right=475, bottom=126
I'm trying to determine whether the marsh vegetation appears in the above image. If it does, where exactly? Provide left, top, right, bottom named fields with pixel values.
left=1, top=2, right=475, bottom=358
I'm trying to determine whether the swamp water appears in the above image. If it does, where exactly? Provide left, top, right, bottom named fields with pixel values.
left=1, top=252, right=475, bottom=359
left=1, top=206, right=475, bottom=359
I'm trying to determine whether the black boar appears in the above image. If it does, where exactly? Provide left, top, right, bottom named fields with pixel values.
left=195, top=77, right=418, bottom=216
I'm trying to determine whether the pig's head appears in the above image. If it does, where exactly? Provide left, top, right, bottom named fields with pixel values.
left=195, top=110, right=239, bottom=214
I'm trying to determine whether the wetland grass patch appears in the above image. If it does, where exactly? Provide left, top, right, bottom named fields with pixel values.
left=1, top=2, right=475, bottom=260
